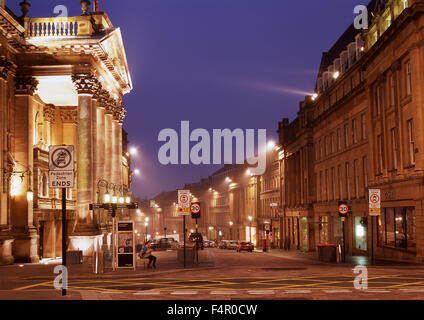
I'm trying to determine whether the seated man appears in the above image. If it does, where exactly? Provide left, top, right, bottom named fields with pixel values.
left=140, top=241, right=157, bottom=269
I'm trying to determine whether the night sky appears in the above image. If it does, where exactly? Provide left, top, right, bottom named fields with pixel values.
left=9, top=0, right=364, bottom=198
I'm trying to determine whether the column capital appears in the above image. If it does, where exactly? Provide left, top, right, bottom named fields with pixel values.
left=59, top=108, right=78, bottom=124
left=97, top=89, right=110, bottom=108
left=105, top=97, right=116, bottom=115
left=72, top=73, right=101, bottom=95
left=14, top=75, right=38, bottom=95
left=0, top=56, right=13, bottom=80
left=43, top=104, right=55, bottom=123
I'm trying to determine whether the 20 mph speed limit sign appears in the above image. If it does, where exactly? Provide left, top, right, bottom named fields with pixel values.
left=191, top=202, right=201, bottom=219
left=338, top=202, right=349, bottom=218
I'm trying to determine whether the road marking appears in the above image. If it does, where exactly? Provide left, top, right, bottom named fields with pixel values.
left=134, top=291, right=161, bottom=295
left=285, top=290, right=312, bottom=294
left=248, top=290, right=275, bottom=295
left=171, top=291, right=198, bottom=295
left=363, top=289, right=391, bottom=293
left=398, top=288, right=424, bottom=293
left=80, top=290, right=99, bottom=300
left=323, top=289, right=352, bottom=293
left=210, top=291, right=237, bottom=295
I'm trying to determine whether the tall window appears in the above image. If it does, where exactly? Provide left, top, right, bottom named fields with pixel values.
left=319, top=171, right=323, bottom=202
left=344, top=124, right=349, bottom=148
left=363, top=156, right=368, bottom=189
left=391, top=127, right=399, bottom=170
left=407, top=119, right=415, bottom=165
left=377, top=134, right=384, bottom=173
left=406, top=61, right=412, bottom=96
left=389, top=75, right=396, bottom=106
left=338, top=165, right=343, bottom=200
left=331, top=167, right=336, bottom=200
left=319, top=139, right=323, bottom=160
left=352, top=119, right=358, bottom=144
left=331, top=133, right=335, bottom=154
left=337, top=128, right=342, bottom=151
left=403, top=0, right=408, bottom=9
left=325, top=169, right=329, bottom=202
left=354, top=159, right=359, bottom=199
left=345, top=162, right=350, bottom=200
left=375, top=86, right=381, bottom=116
left=361, top=113, right=367, bottom=140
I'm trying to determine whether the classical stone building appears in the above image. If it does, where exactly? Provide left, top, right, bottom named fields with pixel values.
left=279, top=0, right=424, bottom=263
left=0, top=1, right=133, bottom=264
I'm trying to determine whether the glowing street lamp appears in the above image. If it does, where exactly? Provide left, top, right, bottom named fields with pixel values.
left=129, top=147, right=138, bottom=156
left=333, top=71, right=340, bottom=79
left=27, top=189, right=33, bottom=202
left=133, top=169, right=140, bottom=176
left=112, top=196, right=118, bottom=204
left=267, top=141, right=276, bottom=151
left=104, top=193, right=111, bottom=203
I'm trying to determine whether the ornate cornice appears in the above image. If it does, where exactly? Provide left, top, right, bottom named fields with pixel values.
left=97, top=89, right=110, bottom=108
left=72, top=73, right=101, bottom=95
left=43, top=104, right=55, bottom=123
left=14, top=75, right=38, bottom=95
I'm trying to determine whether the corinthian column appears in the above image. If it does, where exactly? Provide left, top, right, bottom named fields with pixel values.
left=112, top=102, right=125, bottom=187
left=12, top=74, right=39, bottom=263
left=70, top=72, right=101, bottom=256
left=0, top=57, right=14, bottom=265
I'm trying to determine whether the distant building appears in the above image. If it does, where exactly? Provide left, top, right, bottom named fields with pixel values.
left=279, top=0, right=423, bottom=263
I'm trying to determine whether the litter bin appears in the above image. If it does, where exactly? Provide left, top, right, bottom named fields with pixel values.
left=262, top=239, right=267, bottom=252
left=177, top=247, right=195, bottom=265
left=317, top=244, right=337, bottom=263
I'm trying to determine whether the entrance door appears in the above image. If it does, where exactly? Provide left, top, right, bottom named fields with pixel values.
left=354, top=217, right=367, bottom=251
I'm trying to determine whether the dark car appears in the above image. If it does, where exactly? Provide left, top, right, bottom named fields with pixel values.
left=188, top=232, right=204, bottom=250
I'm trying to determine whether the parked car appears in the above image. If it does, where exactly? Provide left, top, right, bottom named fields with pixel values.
left=226, top=240, right=239, bottom=250
left=219, top=240, right=229, bottom=249
left=204, top=240, right=216, bottom=248
left=237, top=242, right=254, bottom=252
left=152, top=238, right=175, bottom=251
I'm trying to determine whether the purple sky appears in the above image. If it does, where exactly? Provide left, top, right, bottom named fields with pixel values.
left=10, top=0, right=364, bottom=198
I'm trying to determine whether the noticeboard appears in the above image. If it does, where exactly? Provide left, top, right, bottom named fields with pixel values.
left=116, top=221, right=135, bottom=269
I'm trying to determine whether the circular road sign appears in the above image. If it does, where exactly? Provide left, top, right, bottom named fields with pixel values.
left=51, top=148, right=72, bottom=169
left=179, top=194, right=189, bottom=205
left=191, top=202, right=201, bottom=214
left=338, top=203, right=349, bottom=215
left=370, top=193, right=380, bottom=204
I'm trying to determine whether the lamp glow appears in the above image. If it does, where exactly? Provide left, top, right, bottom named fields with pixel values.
left=112, top=196, right=118, bottom=204
left=333, top=71, right=340, bottom=79
left=104, top=193, right=111, bottom=203
left=125, top=196, right=131, bottom=204
left=27, top=190, right=33, bottom=202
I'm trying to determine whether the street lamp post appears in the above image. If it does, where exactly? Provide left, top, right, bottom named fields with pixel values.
left=248, top=216, right=253, bottom=244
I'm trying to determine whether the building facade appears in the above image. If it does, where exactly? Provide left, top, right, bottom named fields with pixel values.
left=279, top=0, right=424, bottom=263
left=0, top=1, right=133, bottom=264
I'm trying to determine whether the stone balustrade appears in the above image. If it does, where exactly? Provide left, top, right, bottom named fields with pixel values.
left=24, top=15, right=94, bottom=38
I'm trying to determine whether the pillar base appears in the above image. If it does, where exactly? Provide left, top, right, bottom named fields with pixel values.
left=12, top=227, right=39, bottom=263
left=0, top=229, right=14, bottom=265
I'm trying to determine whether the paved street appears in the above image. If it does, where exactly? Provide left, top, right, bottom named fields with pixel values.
left=1, top=249, right=424, bottom=300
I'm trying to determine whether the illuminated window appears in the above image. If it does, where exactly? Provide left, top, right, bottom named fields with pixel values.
left=391, top=127, right=399, bottom=170
left=403, top=0, right=408, bottom=9
left=407, top=119, right=415, bottom=165
left=379, top=207, right=415, bottom=252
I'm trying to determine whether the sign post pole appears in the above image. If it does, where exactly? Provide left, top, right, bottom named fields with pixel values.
left=48, top=145, right=74, bottom=297
left=368, top=189, right=381, bottom=266
left=62, top=188, right=67, bottom=297
left=338, top=201, right=349, bottom=264
left=183, top=215, right=186, bottom=268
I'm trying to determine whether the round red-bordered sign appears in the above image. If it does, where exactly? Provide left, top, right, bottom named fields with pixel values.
left=338, top=204, right=349, bottom=215
left=369, top=193, right=380, bottom=204
left=191, top=202, right=201, bottom=214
